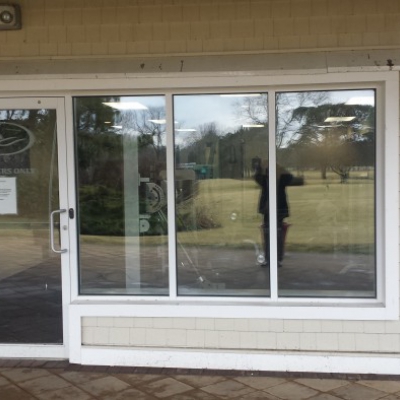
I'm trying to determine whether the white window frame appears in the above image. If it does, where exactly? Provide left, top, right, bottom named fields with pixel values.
left=0, top=70, right=397, bottom=322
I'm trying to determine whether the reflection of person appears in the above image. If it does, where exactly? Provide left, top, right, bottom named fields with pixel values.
left=254, top=160, right=293, bottom=267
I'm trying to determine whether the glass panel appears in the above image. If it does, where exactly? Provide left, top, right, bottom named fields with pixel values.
left=174, top=93, right=270, bottom=296
left=74, top=96, right=168, bottom=295
left=276, top=89, right=376, bottom=297
left=0, top=108, right=63, bottom=343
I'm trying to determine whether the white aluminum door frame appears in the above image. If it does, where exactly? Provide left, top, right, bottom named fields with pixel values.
left=0, top=97, right=71, bottom=359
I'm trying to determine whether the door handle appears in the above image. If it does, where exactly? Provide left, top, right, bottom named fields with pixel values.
left=50, top=209, right=67, bottom=254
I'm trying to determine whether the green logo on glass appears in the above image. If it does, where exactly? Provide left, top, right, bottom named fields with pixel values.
left=0, top=122, right=35, bottom=156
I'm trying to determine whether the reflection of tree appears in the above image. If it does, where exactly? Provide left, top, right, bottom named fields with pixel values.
left=178, top=122, right=267, bottom=180
left=119, top=107, right=166, bottom=183
left=228, top=93, right=331, bottom=175
left=175, top=93, right=375, bottom=184
left=177, top=122, right=219, bottom=179
left=233, top=92, right=327, bottom=148
left=121, top=106, right=165, bottom=159
left=286, top=103, right=375, bottom=182
left=75, top=97, right=120, bottom=186
left=75, top=98, right=166, bottom=186
left=236, top=95, right=268, bottom=126
left=75, top=97, right=167, bottom=235
left=177, top=95, right=269, bottom=179
left=276, top=92, right=329, bottom=148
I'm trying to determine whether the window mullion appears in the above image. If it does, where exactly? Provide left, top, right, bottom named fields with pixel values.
left=269, top=90, right=278, bottom=300
left=166, top=93, right=177, bottom=299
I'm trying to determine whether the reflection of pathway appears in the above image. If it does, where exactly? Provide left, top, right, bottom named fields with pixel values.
left=79, top=241, right=374, bottom=296
left=278, top=251, right=375, bottom=296
left=0, top=230, right=54, bottom=280
left=177, top=246, right=375, bottom=296
left=0, top=229, right=63, bottom=343
left=0, top=260, right=62, bottom=343
left=0, top=239, right=375, bottom=343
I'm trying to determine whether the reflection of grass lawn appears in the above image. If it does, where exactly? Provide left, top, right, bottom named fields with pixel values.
left=178, top=171, right=375, bottom=253
left=77, top=170, right=375, bottom=254
left=0, top=229, right=39, bottom=238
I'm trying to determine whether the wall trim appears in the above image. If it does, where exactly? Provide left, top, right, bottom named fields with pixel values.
left=0, top=49, right=398, bottom=77
left=78, top=346, right=400, bottom=376
left=0, top=345, right=67, bottom=359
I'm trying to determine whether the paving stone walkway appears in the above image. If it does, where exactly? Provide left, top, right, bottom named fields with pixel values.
left=1, top=360, right=400, bottom=399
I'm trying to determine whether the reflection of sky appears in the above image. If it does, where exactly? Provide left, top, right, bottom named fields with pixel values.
left=277, top=89, right=375, bottom=147
left=280, top=89, right=375, bottom=108
left=331, top=89, right=375, bottom=105
left=114, top=96, right=167, bottom=146
left=277, top=89, right=375, bottom=121
left=109, top=91, right=374, bottom=148
left=117, top=96, right=165, bottom=109
left=173, top=94, right=267, bottom=133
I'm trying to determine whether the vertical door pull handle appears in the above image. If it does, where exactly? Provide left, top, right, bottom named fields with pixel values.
left=50, top=209, right=67, bottom=254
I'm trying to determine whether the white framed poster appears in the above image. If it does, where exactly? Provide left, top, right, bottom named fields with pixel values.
left=0, top=177, right=17, bottom=214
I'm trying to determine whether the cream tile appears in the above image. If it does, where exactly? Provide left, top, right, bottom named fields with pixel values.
left=307, top=394, right=344, bottom=400
left=78, top=376, right=131, bottom=397
left=1, top=368, right=51, bottom=383
left=295, top=378, right=349, bottom=392
left=58, top=371, right=107, bottom=385
left=0, top=375, right=10, bottom=386
left=243, top=391, right=282, bottom=399
left=358, top=380, right=400, bottom=394
left=0, top=384, right=36, bottom=400
left=102, top=387, right=157, bottom=400
left=117, top=373, right=166, bottom=386
left=19, top=375, right=71, bottom=395
left=171, top=375, right=227, bottom=388
left=35, top=385, right=93, bottom=400
left=201, top=379, right=256, bottom=398
left=331, top=383, right=386, bottom=400
left=234, top=376, right=287, bottom=390
left=265, top=381, right=318, bottom=400
left=139, top=377, right=193, bottom=398
left=169, top=390, right=221, bottom=399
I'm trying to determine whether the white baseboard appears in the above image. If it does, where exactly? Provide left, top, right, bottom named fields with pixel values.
left=78, top=346, right=400, bottom=375
left=0, top=344, right=67, bottom=359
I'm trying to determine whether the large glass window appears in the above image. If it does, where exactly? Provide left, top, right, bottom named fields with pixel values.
left=275, top=90, right=376, bottom=297
left=173, top=93, right=270, bottom=296
left=74, top=96, right=168, bottom=295
left=72, top=83, right=384, bottom=304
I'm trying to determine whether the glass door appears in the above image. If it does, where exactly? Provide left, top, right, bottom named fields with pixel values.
left=0, top=98, right=69, bottom=349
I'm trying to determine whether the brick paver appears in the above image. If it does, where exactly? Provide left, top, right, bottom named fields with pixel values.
left=1, top=361, right=400, bottom=399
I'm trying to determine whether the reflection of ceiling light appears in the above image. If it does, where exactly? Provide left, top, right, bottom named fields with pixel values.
left=346, top=97, right=374, bottom=106
left=243, top=124, right=265, bottom=128
left=104, top=121, right=111, bottom=124
left=112, top=125, right=123, bottom=129
left=103, top=102, right=148, bottom=110
left=175, top=128, right=197, bottom=132
left=148, top=119, right=166, bottom=124
left=220, top=94, right=261, bottom=97
left=325, top=117, right=356, bottom=122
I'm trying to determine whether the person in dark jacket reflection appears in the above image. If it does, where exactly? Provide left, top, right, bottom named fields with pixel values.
left=254, top=159, right=293, bottom=267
